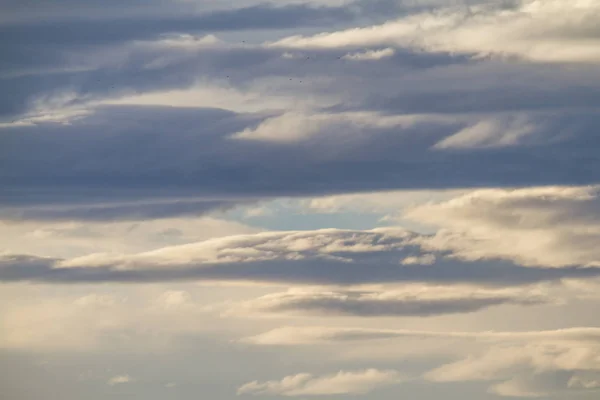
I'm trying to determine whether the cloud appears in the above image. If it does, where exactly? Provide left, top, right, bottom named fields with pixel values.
left=0, top=216, right=260, bottom=259
left=1, top=3, right=358, bottom=47
left=241, top=326, right=407, bottom=345
left=3, top=3, right=600, bottom=219
left=1, top=198, right=247, bottom=222
left=0, top=285, right=226, bottom=351
left=3, top=1, right=600, bottom=399
left=5, top=104, right=600, bottom=219
left=271, top=0, right=600, bottom=63
left=342, top=48, right=395, bottom=60
left=294, top=189, right=464, bottom=226
left=237, top=369, right=405, bottom=396
left=3, top=15, right=600, bottom=218
left=3, top=228, right=598, bottom=285
left=401, top=254, right=436, bottom=265
left=107, top=375, right=133, bottom=386
left=243, top=325, right=600, bottom=396
left=230, top=111, right=414, bottom=143
left=424, top=341, right=600, bottom=397
left=432, top=115, right=539, bottom=150
left=405, top=185, right=600, bottom=267
left=227, top=285, right=550, bottom=318
left=241, top=326, right=600, bottom=346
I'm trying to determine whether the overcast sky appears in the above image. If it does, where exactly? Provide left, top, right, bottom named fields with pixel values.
left=2, top=1, right=600, bottom=399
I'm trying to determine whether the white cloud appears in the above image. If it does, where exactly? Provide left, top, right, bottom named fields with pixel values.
left=237, top=369, right=405, bottom=396
left=0, top=216, right=260, bottom=259
left=240, top=326, right=407, bottom=345
left=56, top=227, right=415, bottom=270
left=244, top=325, right=600, bottom=397
left=230, top=111, right=418, bottom=143
left=156, top=290, right=192, bottom=308
left=490, top=377, right=548, bottom=398
left=242, top=326, right=600, bottom=346
left=107, top=375, right=133, bottom=386
left=342, top=48, right=395, bottom=60
left=425, top=342, right=600, bottom=397
left=105, top=81, right=333, bottom=114
left=271, top=0, right=600, bottom=63
left=5, top=224, right=600, bottom=287
left=300, top=189, right=464, bottom=215
left=401, top=254, right=436, bottom=265
left=0, top=287, right=225, bottom=351
left=432, top=116, right=539, bottom=150
left=405, top=185, right=600, bottom=267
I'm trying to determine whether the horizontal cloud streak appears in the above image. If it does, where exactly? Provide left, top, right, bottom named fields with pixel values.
left=1, top=228, right=599, bottom=285
left=271, top=0, right=600, bottom=63
left=242, top=326, right=600, bottom=345
left=238, top=369, right=406, bottom=396
left=228, top=286, right=550, bottom=317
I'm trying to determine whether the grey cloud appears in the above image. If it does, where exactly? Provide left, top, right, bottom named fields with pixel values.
left=363, top=85, right=600, bottom=115
left=3, top=11, right=595, bottom=122
left=3, top=0, right=600, bottom=224
left=242, top=326, right=600, bottom=345
left=228, top=288, right=549, bottom=317
left=3, top=105, right=600, bottom=219
left=0, top=2, right=360, bottom=116
left=0, top=37, right=469, bottom=119
left=0, top=199, right=247, bottom=222
left=0, top=4, right=356, bottom=46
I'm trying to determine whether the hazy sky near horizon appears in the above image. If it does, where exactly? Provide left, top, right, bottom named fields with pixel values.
left=2, top=1, right=600, bottom=399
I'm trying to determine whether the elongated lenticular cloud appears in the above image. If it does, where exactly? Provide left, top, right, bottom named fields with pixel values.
left=242, top=326, right=600, bottom=345
left=226, top=285, right=550, bottom=317
left=3, top=227, right=600, bottom=285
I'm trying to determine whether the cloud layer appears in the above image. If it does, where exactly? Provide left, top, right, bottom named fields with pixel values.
left=245, top=325, right=600, bottom=397
left=2, top=1, right=600, bottom=222
left=3, top=227, right=598, bottom=285
left=3, top=1, right=600, bottom=399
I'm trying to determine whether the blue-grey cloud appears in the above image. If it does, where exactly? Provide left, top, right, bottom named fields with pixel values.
left=3, top=104, right=600, bottom=220
left=0, top=3, right=358, bottom=46
left=2, top=0, right=600, bottom=223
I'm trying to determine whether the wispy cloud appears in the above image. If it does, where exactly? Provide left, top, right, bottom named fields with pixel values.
left=238, top=369, right=406, bottom=396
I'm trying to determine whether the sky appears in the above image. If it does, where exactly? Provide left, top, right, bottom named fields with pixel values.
left=2, top=0, right=600, bottom=399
